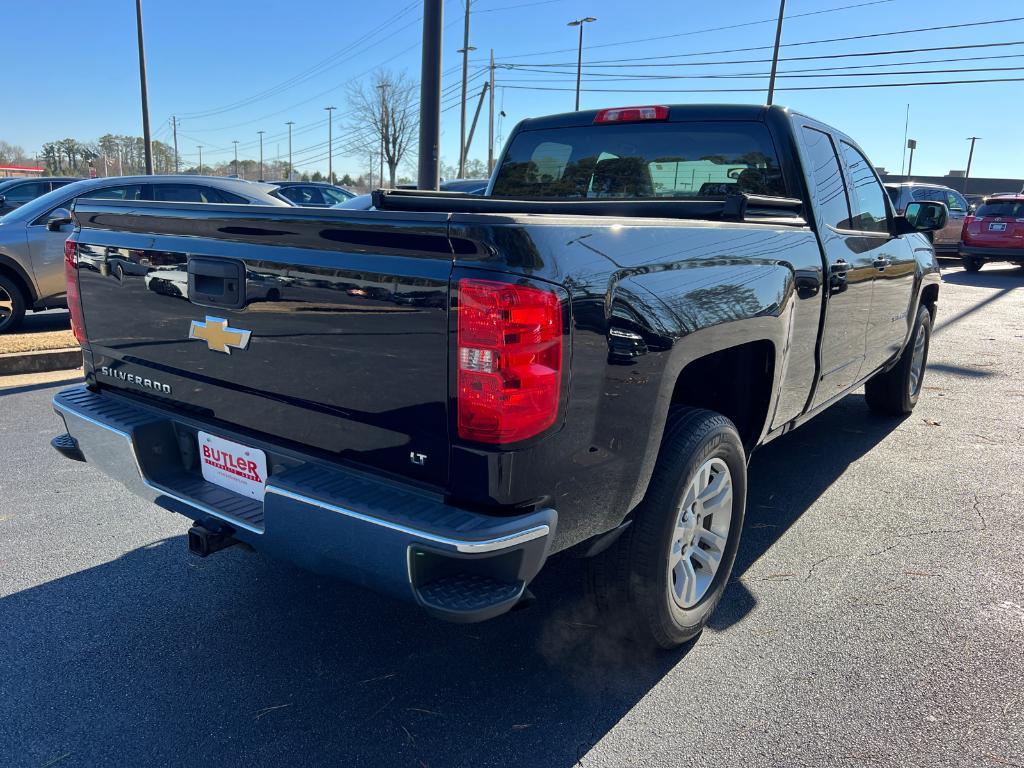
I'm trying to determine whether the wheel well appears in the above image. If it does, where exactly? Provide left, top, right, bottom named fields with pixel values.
left=670, top=341, right=775, bottom=452
left=920, top=283, right=939, bottom=320
left=0, top=261, right=35, bottom=305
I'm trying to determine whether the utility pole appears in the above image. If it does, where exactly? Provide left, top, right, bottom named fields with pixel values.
left=964, top=136, right=981, bottom=195
left=232, top=140, right=239, bottom=178
left=257, top=130, right=265, bottom=181
left=377, top=83, right=388, bottom=188
left=197, top=145, right=202, bottom=175
left=766, top=0, right=786, bottom=105
left=286, top=121, right=295, bottom=180
left=900, top=103, right=910, bottom=175
left=324, top=106, right=336, bottom=184
left=906, top=139, right=917, bottom=176
left=488, top=49, right=495, bottom=173
left=418, top=0, right=443, bottom=190
left=568, top=17, right=596, bottom=111
left=171, top=116, right=179, bottom=173
left=134, top=0, right=153, bottom=174
left=464, top=82, right=489, bottom=165
left=458, top=1, right=474, bottom=178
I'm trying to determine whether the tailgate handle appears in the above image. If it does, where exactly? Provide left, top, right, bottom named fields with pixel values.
left=188, top=257, right=245, bottom=309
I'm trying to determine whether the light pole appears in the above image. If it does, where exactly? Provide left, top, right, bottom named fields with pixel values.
left=232, top=140, right=239, bottom=178
left=906, top=139, right=917, bottom=177
left=766, top=0, right=786, bottom=106
left=567, top=17, right=596, bottom=112
left=964, top=136, right=981, bottom=195
left=286, top=121, right=295, bottom=180
left=257, top=130, right=265, bottom=181
left=377, top=84, right=388, bottom=188
left=458, top=1, right=475, bottom=178
left=134, top=0, right=153, bottom=174
left=418, top=0, right=444, bottom=190
left=197, top=145, right=202, bottom=175
left=324, top=106, right=336, bottom=184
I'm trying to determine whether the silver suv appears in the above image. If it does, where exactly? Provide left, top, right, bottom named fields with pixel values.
left=884, top=182, right=968, bottom=256
left=0, top=175, right=291, bottom=333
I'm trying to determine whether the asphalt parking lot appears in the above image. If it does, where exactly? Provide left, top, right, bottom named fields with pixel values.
left=1, top=264, right=1021, bottom=768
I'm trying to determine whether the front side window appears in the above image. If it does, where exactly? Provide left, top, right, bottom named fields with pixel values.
left=839, top=142, right=888, bottom=233
left=800, top=126, right=851, bottom=230
left=278, top=186, right=324, bottom=205
left=320, top=187, right=351, bottom=204
left=945, top=190, right=967, bottom=212
left=84, top=184, right=145, bottom=201
left=492, top=121, right=787, bottom=199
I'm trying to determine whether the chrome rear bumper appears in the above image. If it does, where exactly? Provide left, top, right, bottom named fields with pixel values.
left=53, top=386, right=555, bottom=622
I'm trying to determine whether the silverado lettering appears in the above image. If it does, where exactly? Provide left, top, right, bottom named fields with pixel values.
left=52, top=104, right=945, bottom=649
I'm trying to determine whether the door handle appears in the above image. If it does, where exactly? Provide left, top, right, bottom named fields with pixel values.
left=873, top=257, right=891, bottom=271
left=829, top=259, right=849, bottom=294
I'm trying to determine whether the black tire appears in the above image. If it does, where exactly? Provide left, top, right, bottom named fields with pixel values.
left=962, top=255, right=984, bottom=272
left=0, top=273, right=27, bottom=334
left=590, top=407, right=747, bottom=650
left=865, top=303, right=933, bottom=416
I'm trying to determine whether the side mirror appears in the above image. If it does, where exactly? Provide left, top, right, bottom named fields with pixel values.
left=46, top=208, right=72, bottom=232
left=0, top=195, right=6, bottom=207
left=894, top=201, right=947, bottom=235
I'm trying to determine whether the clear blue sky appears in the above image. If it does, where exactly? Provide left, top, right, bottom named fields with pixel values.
left=4, top=0, right=1022, bottom=180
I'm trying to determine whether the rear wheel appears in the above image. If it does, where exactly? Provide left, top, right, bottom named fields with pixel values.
left=865, top=303, right=932, bottom=416
left=0, top=274, right=27, bottom=334
left=962, top=255, right=984, bottom=272
left=590, top=407, right=746, bottom=650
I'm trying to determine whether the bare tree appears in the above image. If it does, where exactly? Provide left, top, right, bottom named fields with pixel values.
left=0, top=140, right=31, bottom=166
left=345, top=70, right=417, bottom=188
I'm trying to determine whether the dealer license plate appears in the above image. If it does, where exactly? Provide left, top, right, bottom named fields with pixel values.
left=198, top=431, right=268, bottom=500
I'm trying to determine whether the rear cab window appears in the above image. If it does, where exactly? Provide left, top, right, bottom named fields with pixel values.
left=491, top=121, right=787, bottom=199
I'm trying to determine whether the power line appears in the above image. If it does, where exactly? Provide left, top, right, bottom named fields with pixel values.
left=485, top=0, right=902, bottom=61
left=500, top=63, right=1024, bottom=82
left=499, top=76, right=1024, bottom=93
left=494, top=17, right=1024, bottom=68
left=505, top=39, right=1024, bottom=69
left=178, top=2, right=420, bottom=119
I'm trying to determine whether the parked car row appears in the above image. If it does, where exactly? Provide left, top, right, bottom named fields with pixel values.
left=885, top=182, right=1024, bottom=271
left=0, top=175, right=293, bottom=333
left=0, top=174, right=365, bottom=332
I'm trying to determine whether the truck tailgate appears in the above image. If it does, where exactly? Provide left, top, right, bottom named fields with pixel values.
left=73, top=202, right=454, bottom=487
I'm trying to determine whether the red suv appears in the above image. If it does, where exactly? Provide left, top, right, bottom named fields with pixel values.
left=960, top=194, right=1024, bottom=272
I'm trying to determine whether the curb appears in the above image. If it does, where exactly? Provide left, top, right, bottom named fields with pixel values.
left=0, top=348, right=83, bottom=376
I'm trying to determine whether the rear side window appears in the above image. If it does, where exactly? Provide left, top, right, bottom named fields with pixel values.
left=800, top=127, right=851, bottom=230
left=976, top=201, right=1024, bottom=218
left=4, top=181, right=50, bottom=203
left=492, top=121, right=787, bottom=199
left=838, top=141, right=888, bottom=233
left=912, top=187, right=945, bottom=203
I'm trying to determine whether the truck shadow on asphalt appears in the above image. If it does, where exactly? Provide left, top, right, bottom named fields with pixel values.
left=1, top=396, right=903, bottom=768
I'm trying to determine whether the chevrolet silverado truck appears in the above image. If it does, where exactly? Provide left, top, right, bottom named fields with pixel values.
left=51, top=105, right=946, bottom=649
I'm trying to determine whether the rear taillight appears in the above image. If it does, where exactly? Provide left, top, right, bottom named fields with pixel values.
left=962, top=215, right=976, bottom=241
left=594, top=105, right=669, bottom=124
left=457, top=278, right=563, bottom=444
left=64, top=239, right=86, bottom=344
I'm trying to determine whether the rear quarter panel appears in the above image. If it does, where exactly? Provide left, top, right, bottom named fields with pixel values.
left=448, top=214, right=824, bottom=549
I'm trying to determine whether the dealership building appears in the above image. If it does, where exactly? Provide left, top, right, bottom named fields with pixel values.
left=0, top=164, right=45, bottom=179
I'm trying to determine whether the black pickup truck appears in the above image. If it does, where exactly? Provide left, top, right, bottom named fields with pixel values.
left=52, top=105, right=945, bottom=649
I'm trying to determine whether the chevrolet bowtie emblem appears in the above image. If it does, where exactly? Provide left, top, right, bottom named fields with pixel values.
left=188, top=316, right=252, bottom=354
